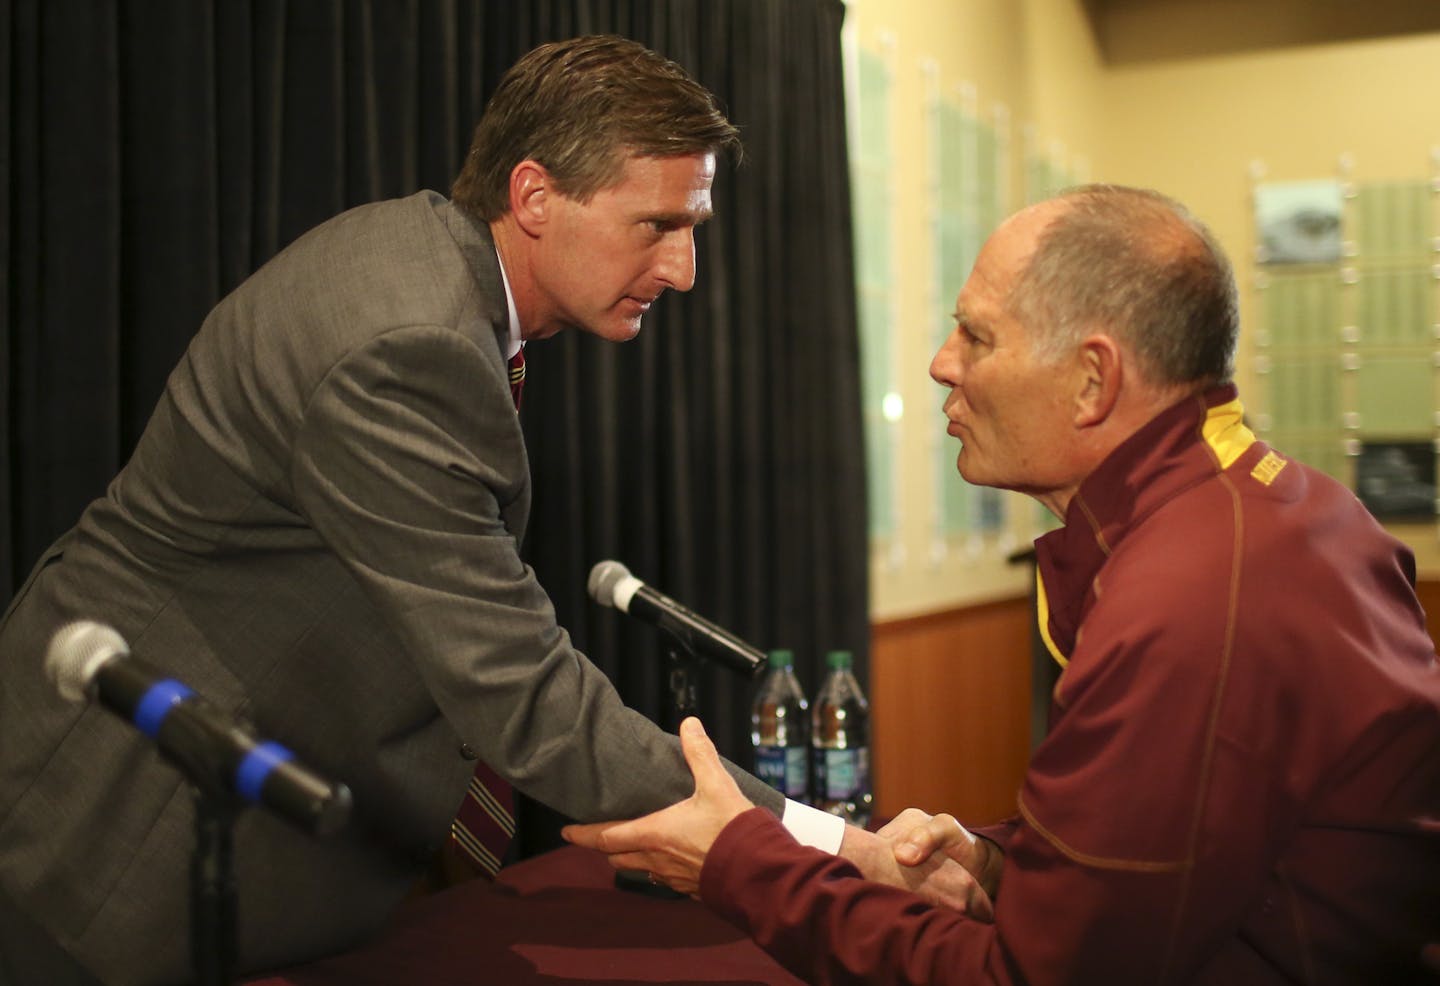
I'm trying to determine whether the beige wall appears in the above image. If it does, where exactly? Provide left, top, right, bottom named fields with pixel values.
left=850, top=0, right=1440, bottom=620
left=847, top=0, right=1106, bottom=619
left=1097, top=33, right=1440, bottom=573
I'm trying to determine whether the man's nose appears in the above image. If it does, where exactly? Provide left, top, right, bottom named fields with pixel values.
left=655, top=229, right=697, bottom=292
left=930, top=330, right=960, bottom=386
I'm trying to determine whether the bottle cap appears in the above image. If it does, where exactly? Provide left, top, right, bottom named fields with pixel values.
left=826, top=649, right=853, bottom=670
left=767, top=648, right=795, bottom=669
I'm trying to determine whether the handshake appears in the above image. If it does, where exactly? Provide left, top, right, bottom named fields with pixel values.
left=563, top=716, right=1002, bottom=918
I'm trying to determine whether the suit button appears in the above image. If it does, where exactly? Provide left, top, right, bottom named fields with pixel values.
left=459, top=743, right=479, bottom=760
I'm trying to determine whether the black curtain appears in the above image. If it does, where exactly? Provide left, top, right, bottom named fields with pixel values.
left=3, top=0, right=869, bottom=852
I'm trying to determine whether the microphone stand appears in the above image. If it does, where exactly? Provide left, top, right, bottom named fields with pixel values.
left=614, top=637, right=702, bottom=900
left=190, top=786, right=240, bottom=986
left=663, top=642, right=699, bottom=733
left=156, top=707, right=246, bottom=986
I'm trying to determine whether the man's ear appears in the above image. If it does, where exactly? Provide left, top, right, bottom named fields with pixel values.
left=1075, top=333, right=1122, bottom=427
left=508, top=160, right=552, bottom=236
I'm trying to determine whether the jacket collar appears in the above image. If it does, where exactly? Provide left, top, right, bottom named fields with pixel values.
left=1033, top=383, right=1255, bottom=665
left=436, top=196, right=511, bottom=360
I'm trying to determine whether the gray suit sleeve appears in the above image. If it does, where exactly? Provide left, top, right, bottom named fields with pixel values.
left=289, top=324, right=782, bottom=821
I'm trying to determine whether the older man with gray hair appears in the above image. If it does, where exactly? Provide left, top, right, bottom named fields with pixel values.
left=568, top=185, right=1440, bottom=985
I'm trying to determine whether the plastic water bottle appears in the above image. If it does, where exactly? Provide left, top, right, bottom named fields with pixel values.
left=811, top=649, right=872, bottom=825
left=750, top=649, right=810, bottom=801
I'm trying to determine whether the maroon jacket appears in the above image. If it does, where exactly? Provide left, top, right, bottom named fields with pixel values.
left=701, top=386, right=1440, bottom=984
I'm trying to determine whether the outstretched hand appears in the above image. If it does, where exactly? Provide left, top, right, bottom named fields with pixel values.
left=564, top=719, right=1002, bottom=915
left=562, top=717, right=753, bottom=895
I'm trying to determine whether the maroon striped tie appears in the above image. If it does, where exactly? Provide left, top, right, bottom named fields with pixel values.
left=445, top=345, right=525, bottom=878
left=449, top=759, right=515, bottom=878
left=508, top=346, right=526, bottom=410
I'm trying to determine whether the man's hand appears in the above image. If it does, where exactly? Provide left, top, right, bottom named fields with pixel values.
left=562, top=717, right=753, bottom=895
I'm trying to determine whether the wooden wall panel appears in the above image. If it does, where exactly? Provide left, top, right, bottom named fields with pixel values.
left=870, top=596, right=1033, bottom=826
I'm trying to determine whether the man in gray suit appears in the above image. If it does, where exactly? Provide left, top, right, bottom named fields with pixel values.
left=0, top=35, right=981, bottom=985
left=0, top=36, right=857, bottom=985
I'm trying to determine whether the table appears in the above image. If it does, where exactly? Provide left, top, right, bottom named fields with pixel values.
left=243, top=845, right=805, bottom=985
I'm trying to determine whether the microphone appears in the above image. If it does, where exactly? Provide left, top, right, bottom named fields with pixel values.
left=45, top=621, right=352, bottom=837
left=587, top=561, right=766, bottom=677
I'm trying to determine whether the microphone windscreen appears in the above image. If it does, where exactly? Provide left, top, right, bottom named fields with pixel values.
left=587, top=560, right=632, bottom=608
left=46, top=620, right=128, bottom=703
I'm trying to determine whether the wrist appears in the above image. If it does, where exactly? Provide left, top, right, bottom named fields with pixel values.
left=837, top=823, right=891, bottom=878
left=977, top=835, right=1005, bottom=897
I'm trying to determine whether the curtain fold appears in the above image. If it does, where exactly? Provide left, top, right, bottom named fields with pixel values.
left=3, top=0, right=868, bottom=852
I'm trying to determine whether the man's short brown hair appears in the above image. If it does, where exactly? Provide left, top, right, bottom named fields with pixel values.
left=451, top=35, right=740, bottom=221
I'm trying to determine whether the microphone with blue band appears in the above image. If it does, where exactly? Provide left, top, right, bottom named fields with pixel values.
left=45, top=620, right=352, bottom=837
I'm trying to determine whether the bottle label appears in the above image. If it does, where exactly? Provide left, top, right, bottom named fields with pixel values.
left=755, top=746, right=787, bottom=791
left=756, top=745, right=808, bottom=799
left=819, top=747, right=868, bottom=800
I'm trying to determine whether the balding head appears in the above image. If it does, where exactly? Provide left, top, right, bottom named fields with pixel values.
left=1006, top=185, right=1238, bottom=391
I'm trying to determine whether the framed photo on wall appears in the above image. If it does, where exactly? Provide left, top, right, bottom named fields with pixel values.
left=1355, top=440, right=1437, bottom=522
left=1254, top=180, right=1344, bottom=265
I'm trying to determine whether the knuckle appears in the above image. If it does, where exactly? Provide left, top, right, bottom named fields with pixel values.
left=930, top=814, right=963, bottom=839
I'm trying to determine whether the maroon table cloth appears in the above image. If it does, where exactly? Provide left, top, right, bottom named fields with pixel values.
left=243, top=845, right=805, bottom=985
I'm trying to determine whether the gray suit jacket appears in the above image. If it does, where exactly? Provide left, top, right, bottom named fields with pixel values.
left=0, top=192, right=782, bottom=984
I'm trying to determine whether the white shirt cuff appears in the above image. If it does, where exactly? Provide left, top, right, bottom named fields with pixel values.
left=780, top=799, right=846, bottom=854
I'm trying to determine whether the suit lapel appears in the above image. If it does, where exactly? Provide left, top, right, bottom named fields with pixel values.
left=434, top=197, right=530, bottom=544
